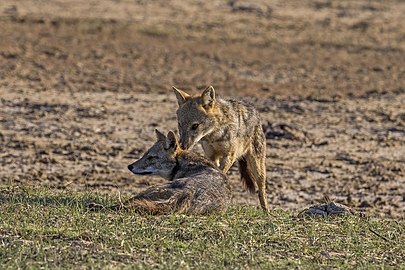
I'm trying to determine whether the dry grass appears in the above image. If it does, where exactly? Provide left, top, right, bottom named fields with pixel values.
left=1, top=185, right=404, bottom=269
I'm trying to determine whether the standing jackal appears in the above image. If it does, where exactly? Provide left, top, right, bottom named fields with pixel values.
left=173, top=86, right=268, bottom=211
left=121, top=130, right=230, bottom=214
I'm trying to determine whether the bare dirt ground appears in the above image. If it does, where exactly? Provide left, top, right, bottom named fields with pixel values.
left=0, top=0, right=404, bottom=218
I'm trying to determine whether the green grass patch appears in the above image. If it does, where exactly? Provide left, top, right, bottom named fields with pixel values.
left=0, top=185, right=403, bottom=269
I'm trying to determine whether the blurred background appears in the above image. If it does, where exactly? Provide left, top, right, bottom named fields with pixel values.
left=1, top=0, right=404, bottom=97
left=0, top=0, right=404, bottom=217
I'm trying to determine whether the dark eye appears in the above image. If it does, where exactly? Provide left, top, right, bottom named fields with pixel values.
left=146, top=156, right=157, bottom=161
left=191, top=123, right=199, bottom=131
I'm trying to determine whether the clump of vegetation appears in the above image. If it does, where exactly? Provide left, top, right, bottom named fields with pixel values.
left=0, top=185, right=403, bottom=269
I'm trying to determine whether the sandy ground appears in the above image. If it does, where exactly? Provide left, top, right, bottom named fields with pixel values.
left=0, top=0, right=404, bottom=218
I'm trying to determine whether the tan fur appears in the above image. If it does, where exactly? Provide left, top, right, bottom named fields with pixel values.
left=119, top=130, right=231, bottom=215
left=173, top=86, right=269, bottom=211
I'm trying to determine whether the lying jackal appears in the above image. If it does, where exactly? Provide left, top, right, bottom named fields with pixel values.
left=173, top=86, right=268, bottom=211
left=120, top=130, right=230, bottom=214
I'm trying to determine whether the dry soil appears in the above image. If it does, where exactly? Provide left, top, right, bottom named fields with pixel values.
left=0, top=0, right=404, bottom=217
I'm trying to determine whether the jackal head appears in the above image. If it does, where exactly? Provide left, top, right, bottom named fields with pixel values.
left=173, top=85, right=217, bottom=150
left=128, top=130, right=180, bottom=180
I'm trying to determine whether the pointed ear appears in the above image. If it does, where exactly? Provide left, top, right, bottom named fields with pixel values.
left=155, top=129, right=166, bottom=142
left=165, top=131, right=179, bottom=151
left=172, top=86, right=190, bottom=106
left=201, top=85, right=216, bottom=110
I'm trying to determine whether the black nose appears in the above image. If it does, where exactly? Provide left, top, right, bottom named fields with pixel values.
left=128, top=164, right=133, bottom=171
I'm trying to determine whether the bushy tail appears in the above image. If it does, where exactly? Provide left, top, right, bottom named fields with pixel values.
left=238, top=157, right=256, bottom=193
left=108, top=192, right=192, bottom=214
left=126, top=199, right=167, bottom=214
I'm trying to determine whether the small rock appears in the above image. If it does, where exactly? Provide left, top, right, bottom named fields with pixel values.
left=262, top=121, right=310, bottom=142
left=359, top=200, right=372, bottom=208
left=299, top=202, right=355, bottom=217
left=372, top=66, right=384, bottom=72
left=228, top=1, right=272, bottom=16
left=3, top=5, right=18, bottom=17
